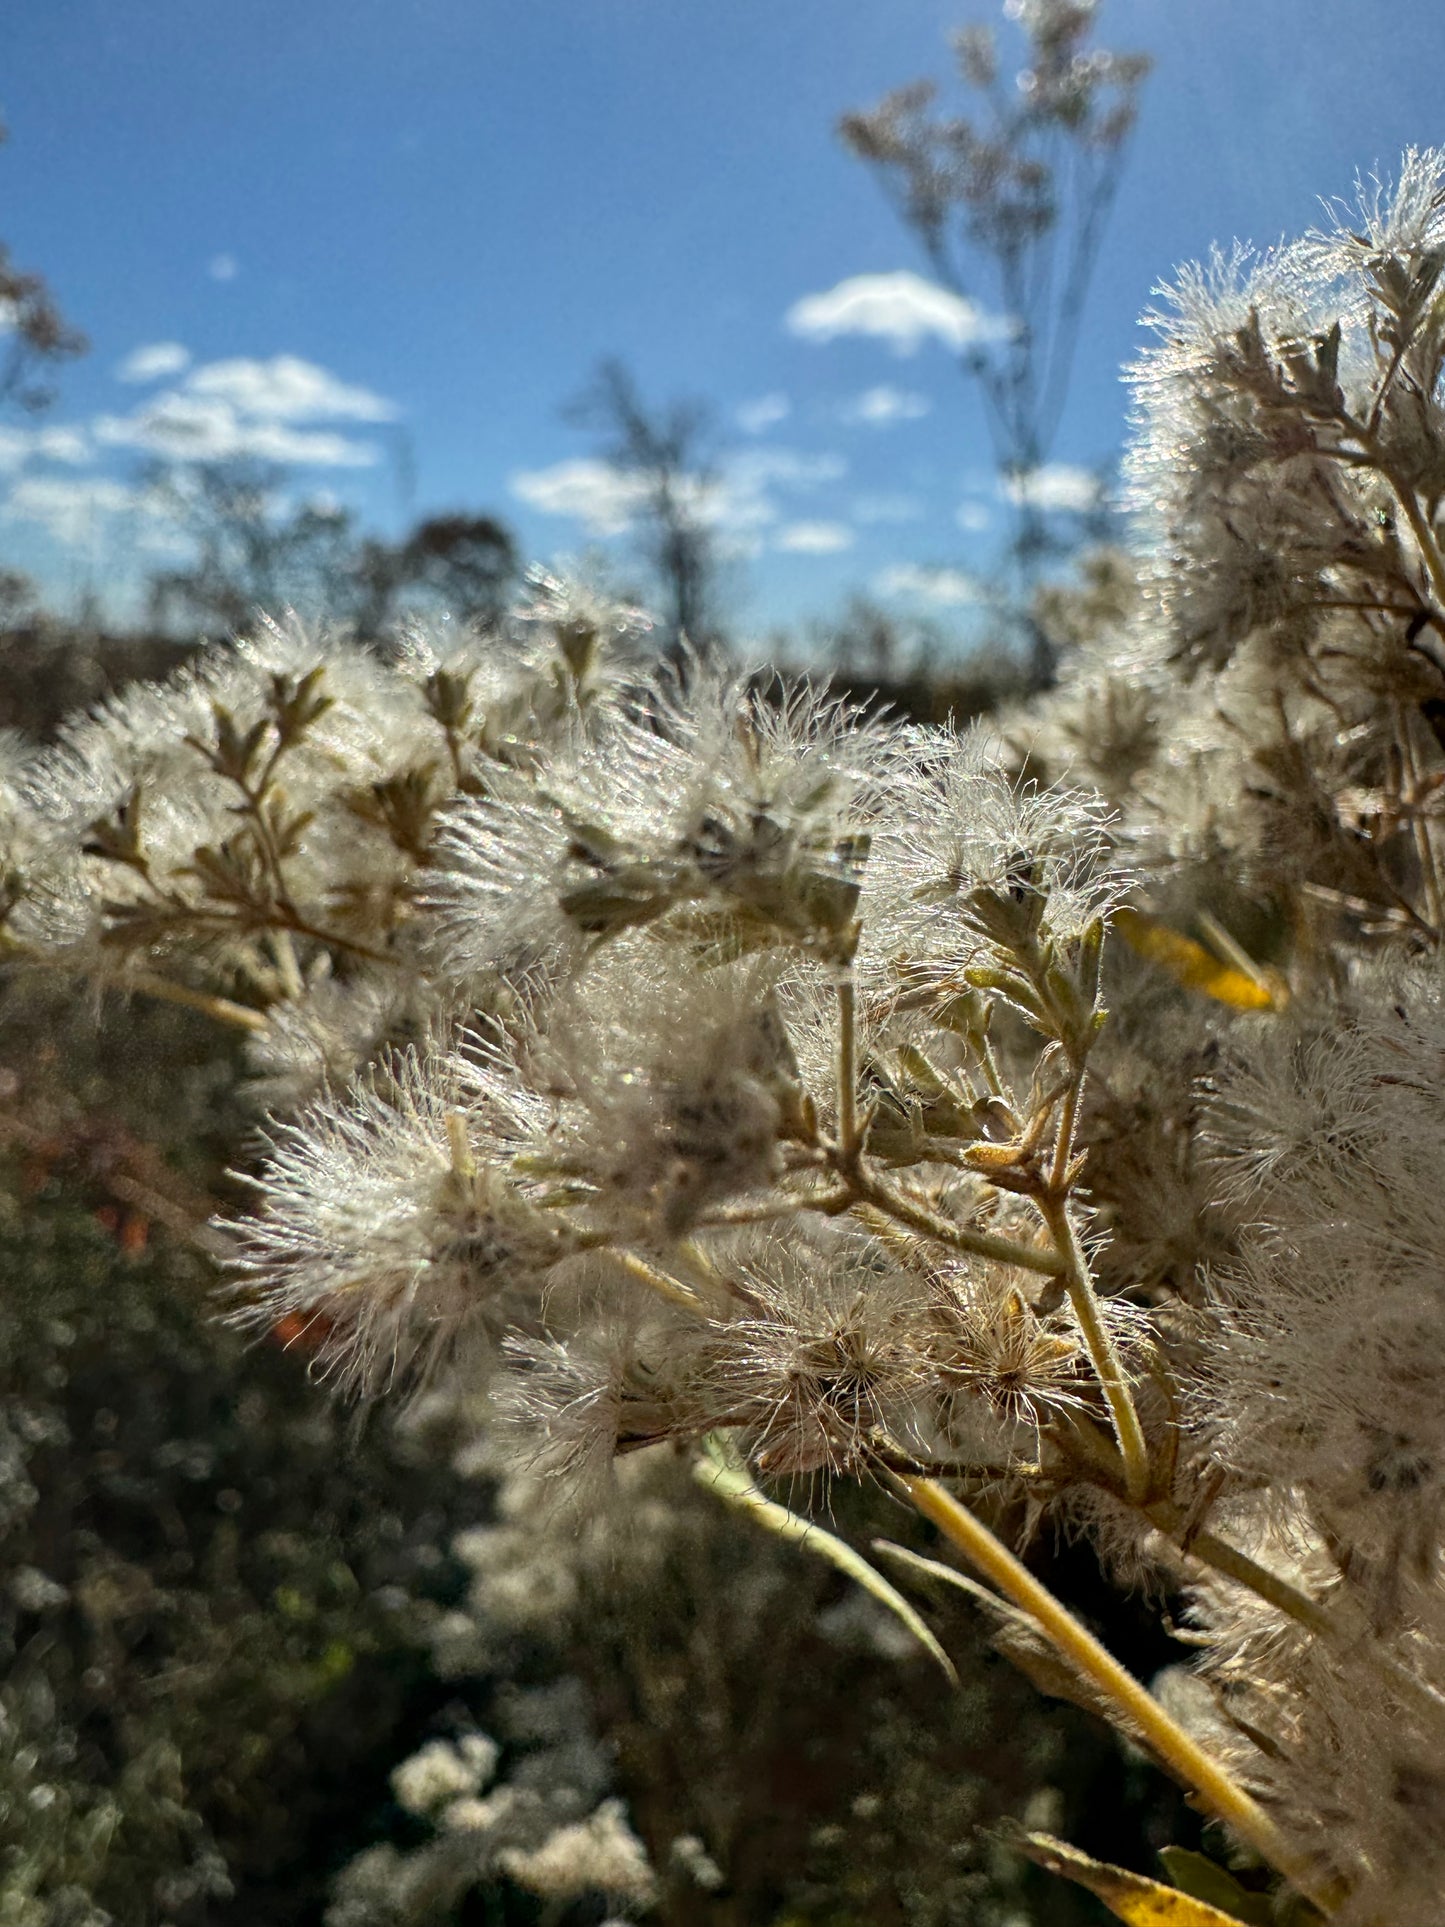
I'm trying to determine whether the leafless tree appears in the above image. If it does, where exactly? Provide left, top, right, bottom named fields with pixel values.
left=144, top=463, right=352, bottom=636
left=841, top=1, right=1149, bottom=683
left=0, top=124, right=86, bottom=414
left=570, top=358, right=725, bottom=663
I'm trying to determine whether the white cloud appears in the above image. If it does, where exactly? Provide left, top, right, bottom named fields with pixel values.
left=208, top=253, right=239, bottom=282
left=90, top=356, right=395, bottom=469
left=956, top=501, right=992, bottom=533
left=94, top=393, right=379, bottom=467
left=3, top=476, right=139, bottom=546
left=0, top=424, right=91, bottom=472
left=736, top=392, right=790, bottom=434
left=706, top=449, right=848, bottom=537
left=185, top=355, right=396, bottom=423
left=853, top=493, right=923, bottom=525
left=1001, top=464, right=1104, bottom=513
left=786, top=272, right=1012, bottom=357
left=775, top=521, right=854, bottom=555
left=839, top=384, right=931, bottom=426
left=727, top=447, right=846, bottom=490
left=512, top=445, right=847, bottom=543
left=876, top=563, right=982, bottom=607
left=35, top=426, right=90, bottom=465
left=117, top=341, right=191, bottom=384
left=510, top=458, right=649, bottom=536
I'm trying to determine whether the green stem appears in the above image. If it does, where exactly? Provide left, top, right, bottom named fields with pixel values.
left=1048, top=1078, right=1081, bottom=1195
left=1038, top=1197, right=1149, bottom=1504
left=850, top=1168, right=1066, bottom=1279
left=1061, top=1416, right=1445, bottom=1722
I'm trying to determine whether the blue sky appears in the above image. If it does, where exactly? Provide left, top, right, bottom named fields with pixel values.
left=4, top=0, right=1445, bottom=638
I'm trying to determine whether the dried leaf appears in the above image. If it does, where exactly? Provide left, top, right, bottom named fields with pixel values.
left=1015, top=1833, right=1252, bottom=1925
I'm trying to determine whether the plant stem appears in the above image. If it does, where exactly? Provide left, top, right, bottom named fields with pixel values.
left=835, top=973, right=861, bottom=1169
left=610, top=1250, right=706, bottom=1313
left=117, top=968, right=268, bottom=1033
left=277, top=911, right=396, bottom=967
left=849, top=1167, right=1066, bottom=1279
left=269, top=927, right=305, bottom=1001
left=1058, top=1415, right=1445, bottom=1723
left=1395, top=702, right=1445, bottom=934
left=1392, top=480, right=1445, bottom=611
left=1038, top=1196, right=1150, bottom=1503
left=1152, top=1505, right=1445, bottom=1721
left=1048, top=1077, right=1081, bottom=1195
left=897, top=1474, right=1339, bottom=1913
left=699, top=1189, right=853, bottom=1227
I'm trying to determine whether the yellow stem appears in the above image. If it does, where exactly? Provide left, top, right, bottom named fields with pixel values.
left=445, top=1111, right=476, bottom=1179
left=898, top=1475, right=1338, bottom=1913
left=269, top=928, right=305, bottom=1001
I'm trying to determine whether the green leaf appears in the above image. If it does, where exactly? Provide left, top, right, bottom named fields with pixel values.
left=694, top=1437, right=957, bottom=1686
left=1157, top=1849, right=1272, bottom=1925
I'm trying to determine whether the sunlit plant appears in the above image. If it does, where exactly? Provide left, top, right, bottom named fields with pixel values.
left=8, top=151, right=1445, bottom=1927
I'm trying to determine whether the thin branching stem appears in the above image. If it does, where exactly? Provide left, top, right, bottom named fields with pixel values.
left=847, top=1166, right=1066, bottom=1279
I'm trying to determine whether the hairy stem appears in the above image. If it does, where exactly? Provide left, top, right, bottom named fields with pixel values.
left=1038, top=1197, right=1150, bottom=1503
left=849, top=1167, right=1066, bottom=1279
left=897, top=1475, right=1338, bottom=1913
left=1048, top=1077, right=1081, bottom=1195
left=1060, top=1415, right=1445, bottom=1720
left=610, top=1250, right=707, bottom=1314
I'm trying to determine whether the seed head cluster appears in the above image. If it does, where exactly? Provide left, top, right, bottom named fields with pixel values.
left=11, top=152, right=1445, bottom=1924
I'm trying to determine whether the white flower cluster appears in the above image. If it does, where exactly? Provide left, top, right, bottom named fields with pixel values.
left=16, top=149, right=1445, bottom=1927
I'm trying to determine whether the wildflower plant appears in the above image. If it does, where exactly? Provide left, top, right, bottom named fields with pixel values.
left=14, top=154, right=1445, bottom=1927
